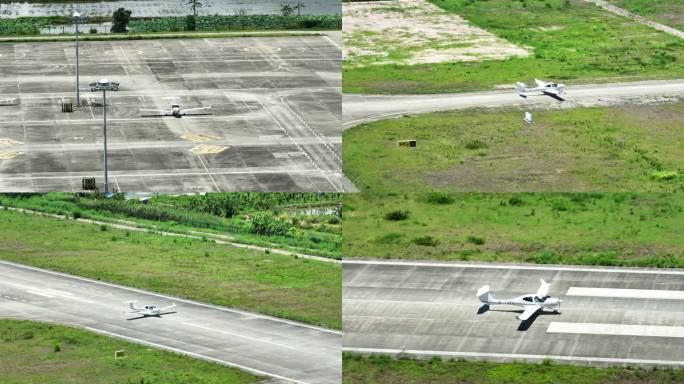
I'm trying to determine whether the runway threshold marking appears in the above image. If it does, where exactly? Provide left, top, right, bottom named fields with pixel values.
left=0, top=151, right=23, bottom=159
left=342, top=347, right=684, bottom=366
left=547, top=322, right=684, bottom=338
left=0, top=138, right=22, bottom=147
left=566, top=287, right=684, bottom=300
left=189, top=144, right=229, bottom=155
left=181, top=133, right=219, bottom=142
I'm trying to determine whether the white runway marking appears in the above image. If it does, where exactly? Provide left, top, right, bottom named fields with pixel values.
left=180, top=322, right=300, bottom=351
left=342, top=259, right=684, bottom=275
left=342, top=347, right=684, bottom=366
left=547, top=322, right=684, bottom=338
left=566, top=287, right=684, bottom=300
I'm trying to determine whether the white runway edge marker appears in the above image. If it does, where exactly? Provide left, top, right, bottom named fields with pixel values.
left=566, top=287, right=684, bottom=300
left=547, top=322, right=684, bottom=338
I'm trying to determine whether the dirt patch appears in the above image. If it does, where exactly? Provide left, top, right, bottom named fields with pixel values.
left=343, top=0, right=530, bottom=67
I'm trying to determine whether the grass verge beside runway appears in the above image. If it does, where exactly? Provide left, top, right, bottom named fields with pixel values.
left=0, top=193, right=341, bottom=259
left=342, top=0, right=684, bottom=94
left=605, top=0, right=684, bottom=31
left=343, top=354, right=684, bottom=384
left=0, top=208, right=341, bottom=329
left=0, top=319, right=261, bottom=384
left=343, top=104, right=684, bottom=193
left=343, top=192, right=684, bottom=267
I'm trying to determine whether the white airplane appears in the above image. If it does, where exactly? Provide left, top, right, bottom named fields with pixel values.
left=477, top=279, right=562, bottom=321
left=0, top=98, right=18, bottom=106
left=126, top=301, right=176, bottom=319
left=140, top=104, right=212, bottom=118
left=515, top=79, right=566, bottom=101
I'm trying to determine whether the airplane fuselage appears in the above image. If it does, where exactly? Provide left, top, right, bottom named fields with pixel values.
left=487, top=294, right=561, bottom=311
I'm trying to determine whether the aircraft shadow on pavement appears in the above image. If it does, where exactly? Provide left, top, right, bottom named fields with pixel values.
left=126, top=311, right=177, bottom=321
left=476, top=305, right=560, bottom=331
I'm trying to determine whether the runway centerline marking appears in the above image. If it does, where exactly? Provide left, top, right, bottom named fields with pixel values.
left=180, top=322, right=300, bottom=351
left=547, top=322, right=684, bottom=338
left=566, top=287, right=684, bottom=300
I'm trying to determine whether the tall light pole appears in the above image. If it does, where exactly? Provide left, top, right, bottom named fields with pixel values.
left=90, top=79, right=120, bottom=195
left=72, top=12, right=84, bottom=106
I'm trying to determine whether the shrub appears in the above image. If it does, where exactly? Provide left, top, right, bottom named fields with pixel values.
left=111, top=8, right=132, bottom=33
left=424, top=192, right=454, bottom=205
left=466, top=235, right=485, bottom=245
left=250, top=213, right=292, bottom=236
left=412, top=236, right=440, bottom=247
left=53, top=343, right=61, bottom=352
left=384, top=210, right=409, bottom=221
left=508, top=196, right=524, bottom=206
left=374, top=232, right=403, bottom=244
left=464, top=140, right=487, bottom=150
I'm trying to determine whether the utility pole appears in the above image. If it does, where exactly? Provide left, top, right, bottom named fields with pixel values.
left=90, top=79, right=120, bottom=195
left=72, top=12, right=84, bottom=106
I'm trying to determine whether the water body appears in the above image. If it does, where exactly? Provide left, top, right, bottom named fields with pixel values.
left=0, top=0, right=340, bottom=19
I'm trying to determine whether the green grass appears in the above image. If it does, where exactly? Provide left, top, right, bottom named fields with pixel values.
left=343, top=192, right=684, bottom=267
left=343, top=353, right=684, bottom=384
left=0, top=193, right=342, bottom=259
left=343, top=104, right=684, bottom=193
left=342, top=0, right=684, bottom=94
left=605, top=0, right=684, bottom=31
left=0, top=208, right=341, bottom=329
left=0, top=319, right=261, bottom=384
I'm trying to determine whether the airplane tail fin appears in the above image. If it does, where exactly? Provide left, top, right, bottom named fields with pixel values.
left=127, top=301, right=140, bottom=311
left=515, top=82, right=527, bottom=97
left=477, top=285, right=495, bottom=303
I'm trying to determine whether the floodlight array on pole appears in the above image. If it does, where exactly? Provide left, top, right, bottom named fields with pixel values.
left=90, top=79, right=120, bottom=195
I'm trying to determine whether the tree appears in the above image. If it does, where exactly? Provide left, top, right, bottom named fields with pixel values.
left=293, top=1, right=305, bottom=16
left=280, top=3, right=294, bottom=17
left=187, top=0, right=203, bottom=17
left=186, top=15, right=197, bottom=31
left=111, top=8, right=131, bottom=33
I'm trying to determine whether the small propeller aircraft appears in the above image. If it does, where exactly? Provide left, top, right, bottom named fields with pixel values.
left=477, top=279, right=562, bottom=321
left=125, top=301, right=176, bottom=319
left=515, top=79, right=566, bottom=101
left=0, top=98, right=18, bottom=106
left=140, top=104, right=212, bottom=118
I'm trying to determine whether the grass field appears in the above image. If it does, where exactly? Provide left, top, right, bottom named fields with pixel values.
left=0, top=208, right=341, bottom=329
left=606, top=0, right=684, bottom=31
left=0, top=193, right=342, bottom=259
left=343, top=192, right=684, bottom=267
left=342, top=0, right=684, bottom=94
left=0, top=319, right=261, bottom=384
left=343, top=104, right=684, bottom=193
left=343, top=354, right=684, bottom=384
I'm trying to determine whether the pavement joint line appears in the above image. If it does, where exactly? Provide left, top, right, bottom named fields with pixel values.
left=1, top=206, right=340, bottom=265
left=0, top=259, right=341, bottom=336
left=180, top=321, right=301, bottom=351
left=322, top=35, right=342, bottom=51
left=197, top=153, right=222, bottom=192
left=342, top=259, right=684, bottom=275
left=0, top=169, right=334, bottom=180
left=280, top=95, right=341, bottom=164
left=547, top=322, right=684, bottom=338
left=342, top=347, right=684, bottom=366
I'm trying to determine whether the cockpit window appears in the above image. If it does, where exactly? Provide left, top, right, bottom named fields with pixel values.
left=522, top=296, right=533, bottom=302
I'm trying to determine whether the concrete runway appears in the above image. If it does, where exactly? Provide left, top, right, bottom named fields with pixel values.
left=343, top=259, right=684, bottom=367
left=343, top=79, right=684, bottom=129
left=0, top=260, right=341, bottom=384
left=0, top=33, right=352, bottom=192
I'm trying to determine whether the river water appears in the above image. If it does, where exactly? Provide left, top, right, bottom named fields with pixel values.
left=0, top=0, right=340, bottom=18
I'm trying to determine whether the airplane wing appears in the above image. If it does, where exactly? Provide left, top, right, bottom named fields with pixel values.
left=182, top=106, right=211, bottom=113
left=139, top=108, right=170, bottom=117
left=536, top=279, right=551, bottom=298
left=542, top=91, right=565, bottom=101
left=159, top=303, right=176, bottom=312
left=517, top=305, right=542, bottom=321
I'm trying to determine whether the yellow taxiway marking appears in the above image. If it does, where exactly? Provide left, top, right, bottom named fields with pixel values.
left=0, top=151, right=23, bottom=160
left=0, top=138, right=23, bottom=147
left=189, top=145, right=229, bottom=155
left=181, top=133, right=219, bottom=142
